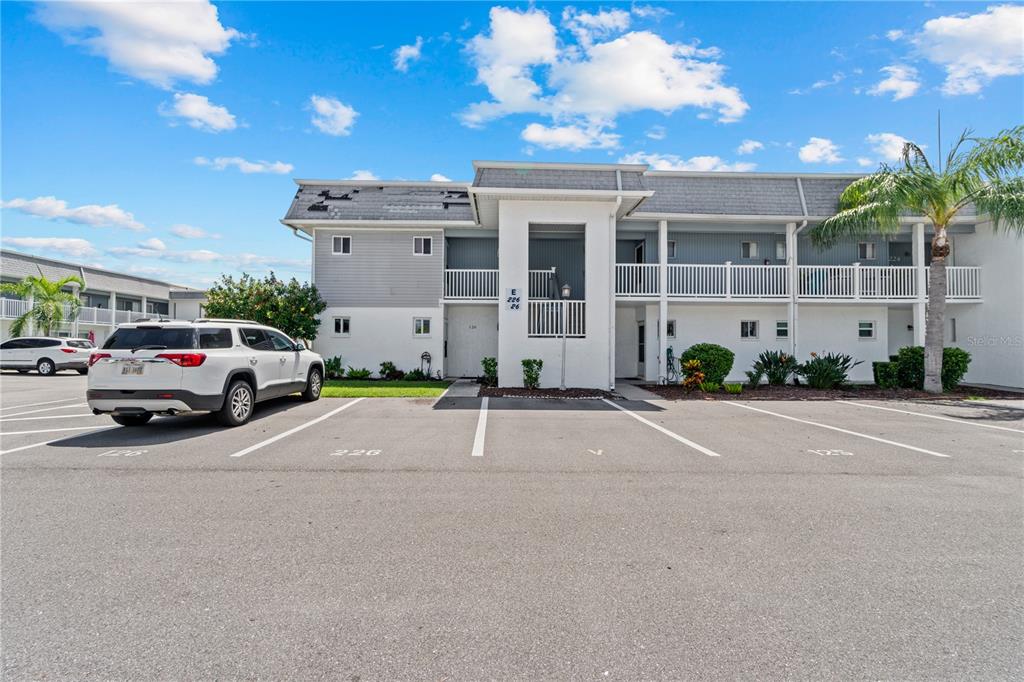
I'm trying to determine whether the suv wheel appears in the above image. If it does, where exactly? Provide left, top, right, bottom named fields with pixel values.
left=112, top=413, right=152, bottom=427
left=302, top=367, right=323, bottom=402
left=36, top=358, right=56, bottom=376
left=218, top=380, right=254, bottom=427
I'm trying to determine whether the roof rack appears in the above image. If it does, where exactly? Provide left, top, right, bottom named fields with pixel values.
left=192, top=318, right=260, bottom=324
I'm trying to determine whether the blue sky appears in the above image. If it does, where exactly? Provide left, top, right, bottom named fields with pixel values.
left=2, top=1, right=1022, bottom=288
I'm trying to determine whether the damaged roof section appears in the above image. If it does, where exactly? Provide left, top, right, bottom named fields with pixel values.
left=285, top=183, right=474, bottom=222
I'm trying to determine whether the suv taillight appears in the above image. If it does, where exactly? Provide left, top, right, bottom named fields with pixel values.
left=60, top=348, right=77, bottom=354
left=156, top=353, right=207, bottom=367
left=89, top=353, right=111, bottom=366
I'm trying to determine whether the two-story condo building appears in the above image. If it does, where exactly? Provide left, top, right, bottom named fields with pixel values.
left=282, top=161, right=1023, bottom=390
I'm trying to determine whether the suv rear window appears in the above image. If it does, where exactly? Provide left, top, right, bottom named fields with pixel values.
left=67, top=339, right=94, bottom=349
left=199, top=328, right=233, bottom=349
left=103, top=327, right=197, bottom=350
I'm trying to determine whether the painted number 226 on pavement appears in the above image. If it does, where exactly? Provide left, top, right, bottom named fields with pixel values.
left=330, top=449, right=382, bottom=456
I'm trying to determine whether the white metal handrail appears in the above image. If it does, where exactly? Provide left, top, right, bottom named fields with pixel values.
left=444, top=269, right=499, bottom=299
left=730, top=264, right=789, bottom=297
left=0, top=298, right=30, bottom=319
left=528, top=300, right=585, bottom=337
left=929, top=266, right=981, bottom=299
left=615, top=264, right=659, bottom=296
left=529, top=268, right=557, bottom=299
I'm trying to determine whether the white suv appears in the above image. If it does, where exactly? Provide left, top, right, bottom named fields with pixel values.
left=0, top=336, right=95, bottom=375
left=86, top=319, right=324, bottom=427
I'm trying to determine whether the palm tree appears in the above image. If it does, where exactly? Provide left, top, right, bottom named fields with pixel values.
left=0, top=272, right=86, bottom=337
left=811, top=125, right=1024, bottom=393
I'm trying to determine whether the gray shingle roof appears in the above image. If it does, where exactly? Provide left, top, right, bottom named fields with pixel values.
left=799, top=177, right=855, bottom=216
left=640, top=175, right=807, bottom=216
left=285, top=184, right=474, bottom=222
left=474, top=167, right=646, bottom=191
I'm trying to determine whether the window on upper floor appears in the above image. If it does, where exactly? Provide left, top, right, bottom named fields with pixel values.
left=414, top=237, right=433, bottom=256
left=667, top=241, right=677, bottom=259
left=333, top=235, right=352, bottom=255
left=776, top=241, right=787, bottom=260
left=741, top=241, right=758, bottom=259
left=858, top=242, right=877, bottom=260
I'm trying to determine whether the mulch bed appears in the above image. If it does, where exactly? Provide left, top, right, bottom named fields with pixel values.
left=644, top=384, right=1023, bottom=401
left=479, top=386, right=613, bottom=399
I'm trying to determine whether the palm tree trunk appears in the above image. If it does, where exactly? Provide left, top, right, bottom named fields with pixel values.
left=924, top=231, right=948, bottom=394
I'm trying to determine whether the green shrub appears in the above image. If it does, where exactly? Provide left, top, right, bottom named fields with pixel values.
left=379, top=361, right=405, bottom=380
left=724, top=383, right=743, bottom=394
left=699, top=381, right=720, bottom=393
left=324, top=356, right=345, bottom=380
left=521, top=358, right=543, bottom=389
left=752, top=350, right=798, bottom=386
left=346, top=367, right=371, bottom=380
left=872, top=361, right=899, bottom=389
left=796, top=352, right=863, bottom=389
left=744, top=368, right=764, bottom=388
left=404, top=368, right=428, bottom=381
left=481, top=357, right=497, bottom=387
left=679, top=343, right=735, bottom=385
left=892, top=346, right=972, bottom=391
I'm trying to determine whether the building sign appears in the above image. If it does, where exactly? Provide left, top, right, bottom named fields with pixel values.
left=505, top=287, right=522, bottom=311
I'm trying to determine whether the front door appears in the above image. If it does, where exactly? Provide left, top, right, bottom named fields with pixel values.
left=637, top=322, right=645, bottom=377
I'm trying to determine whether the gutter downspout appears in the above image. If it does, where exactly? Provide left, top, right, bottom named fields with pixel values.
left=790, top=178, right=810, bottom=358
left=609, top=195, right=622, bottom=392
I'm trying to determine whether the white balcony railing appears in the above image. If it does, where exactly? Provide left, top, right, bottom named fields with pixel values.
left=1, top=298, right=30, bottom=319
left=930, top=266, right=982, bottom=299
left=529, top=268, right=557, bottom=299
left=660, top=264, right=788, bottom=298
left=528, top=300, right=585, bottom=337
left=615, top=264, right=660, bottom=296
left=444, top=269, right=498, bottom=299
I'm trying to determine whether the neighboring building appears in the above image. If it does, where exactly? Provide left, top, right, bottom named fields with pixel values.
left=0, top=249, right=206, bottom=344
left=281, top=161, right=1023, bottom=389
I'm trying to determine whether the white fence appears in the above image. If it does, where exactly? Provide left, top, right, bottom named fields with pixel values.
left=931, top=266, right=981, bottom=299
left=529, top=269, right=557, bottom=299
left=799, top=265, right=919, bottom=299
left=615, top=264, right=659, bottom=296
left=663, top=263, right=788, bottom=298
left=444, top=269, right=498, bottom=299
left=528, top=300, right=586, bottom=337
left=1, top=301, right=157, bottom=324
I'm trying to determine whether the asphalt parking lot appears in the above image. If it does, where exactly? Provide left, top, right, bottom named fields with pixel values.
left=2, top=372, right=1022, bottom=680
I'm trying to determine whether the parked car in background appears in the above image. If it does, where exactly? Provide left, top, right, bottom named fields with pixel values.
left=86, top=319, right=324, bottom=427
left=0, top=336, right=95, bottom=375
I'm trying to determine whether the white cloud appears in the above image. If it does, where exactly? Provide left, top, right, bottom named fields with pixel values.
left=912, top=4, right=1024, bottom=95
left=857, top=157, right=875, bottom=168
left=193, top=156, right=293, bottom=174
left=460, top=6, right=747, bottom=136
left=619, top=151, right=755, bottom=172
left=1, top=236, right=99, bottom=258
left=867, top=64, right=921, bottom=100
left=645, top=125, right=666, bottom=140
left=631, top=4, right=672, bottom=21
left=885, top=29, right=905, bottom=41
left=309, top=95, right=358, bottom=136
left=34, top=0, right=240, bottom=88
left=736, top=139, right=764, bottom=155
left=430, top=173, right=453, bottom=182
left=521, top=122, right=620, bottom=150
left=139, top=237, right=167, bottom=251
left=865, top=132, right=918, bottom=162
left=798, top=137, right=843, bottom=164
left=1, top=195, right=145, bottom=231
left=170, top=223, right=221, bottom=240
left=394, top=36, right=424, bottom=72
left=349, top=170, right=378, bottom=181
left=159, top=92, right=236, bottom=132
left=109, top=245, right=308, bottom=273
left=789, top=72, right=844, bottom=95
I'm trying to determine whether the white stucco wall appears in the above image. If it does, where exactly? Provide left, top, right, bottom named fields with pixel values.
left=314, top=306, right=444, bottom=378
left=945, top=222, right=1024, bottom=388
left=887, top=308, right=914, bottom=357
left=497, top=199, right=616, bottom=389
left=615, top=305, right=641, bottom=378
left=798, top=304, right=889, bottom=382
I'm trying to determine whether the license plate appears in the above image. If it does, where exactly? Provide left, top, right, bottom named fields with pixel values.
left=121, top=363, right=145, bottom=376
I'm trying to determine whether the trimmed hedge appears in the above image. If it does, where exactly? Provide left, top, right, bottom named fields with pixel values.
left=872, top=361, right=899, bottom=389
left=679, top=343, right=735, bottom=385
left=889, top=346, right=972, bottom=392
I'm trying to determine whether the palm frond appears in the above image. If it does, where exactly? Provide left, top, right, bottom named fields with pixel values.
left=972, top=177, right=1024, bottom=234
left=962, top=124, right=1024, bottom=179
left=902, top=142, right=932, bottom=172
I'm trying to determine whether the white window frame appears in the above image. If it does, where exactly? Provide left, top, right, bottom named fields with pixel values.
left=414, top=317, right=432, bottom=337
left=775, top=241, right=786, bottom=260
left=740, top=320, right=759, bottom=340
left=333, top=316, right=351, bottom=336
left=413, top=236, right=433, bottom=256
left=666, top=320, right=676, bottom=338
left=667, top=240, right=677, bottom=259
left=858, top=242, right=877, bottom=260
left=332, top=235, right=352, bottom=255
left=776, top=320, right=789, bottom=339
left=858, top=320, right=876, bottom=339
left=741, top=241, right=758, bottom=259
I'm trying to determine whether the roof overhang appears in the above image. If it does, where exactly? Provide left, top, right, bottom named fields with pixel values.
left=473, top=160, right=648, bottom=172
left=626, top=212, right=980, bottom=225
left=281, top=218, right=481, bottom=236
left=293, top=179, right=470, bottom=188
left=468, top=186, right=653, bottom=229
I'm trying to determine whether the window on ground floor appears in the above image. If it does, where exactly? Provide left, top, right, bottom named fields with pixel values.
left=741, top=320, right=759, bottom=339
left=334, top=317, right=350, bottom=335
left=776, top=320, right=788, bottom=338
left=666, top=319, right=676, bottom=338
left=858, top=320, right=876, bottom=339
left=414, top=317, right=431, bottom=336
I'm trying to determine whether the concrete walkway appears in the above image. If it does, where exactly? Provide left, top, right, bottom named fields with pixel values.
left=614, top=380, right=661, bottom=401
left=444, top=379, right=481, bottom=398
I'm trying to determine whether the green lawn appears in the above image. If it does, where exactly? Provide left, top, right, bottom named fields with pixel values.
left=321, top=379, right=452, bottom=398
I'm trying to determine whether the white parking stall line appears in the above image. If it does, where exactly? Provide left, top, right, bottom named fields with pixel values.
left=602, top=399, right=721, bottom=457
left=1, top=425, right=113, bottom=437
left=837, top=400, right=1024, bottom=434
left=722, top=402, right=951, bottom=458
left=0, top=414, right=96, bottom=422
left=229, top=398, right=364, bottom=458
left=0, top=398, right=81, bottom=412
left=2, top=403, right=88, bottom=418
left=471, top=397, right=488, bottom=457
left=0, top=426, right=120, bottom=456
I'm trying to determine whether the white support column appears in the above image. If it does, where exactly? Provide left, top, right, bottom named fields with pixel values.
left=912, top=222, right=926, bottom=345
left=657, top=220, right=668, bottom=383
left=608, top=210, right=617, bottom=391
left=785, top=222, right=797, bottom=356
left=141, top=295, right=148, bottom=320
left=109, top=291, right=117, bottom=328
left=26, top=294, right=34, bottom=335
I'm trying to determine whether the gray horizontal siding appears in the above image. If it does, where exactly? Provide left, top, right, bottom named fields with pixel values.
left=529, top=239, right=585, bottom=299
left=798, top=235, right=891, bottom=265
left=314, top=229, right=443, bottom=307
left=614, top=232, right=897, bottom=266
left=446, top=237, right=498, bottom=269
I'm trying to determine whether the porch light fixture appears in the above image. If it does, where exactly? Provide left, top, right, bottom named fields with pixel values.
left=561, top=283, right=571, bottom=299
